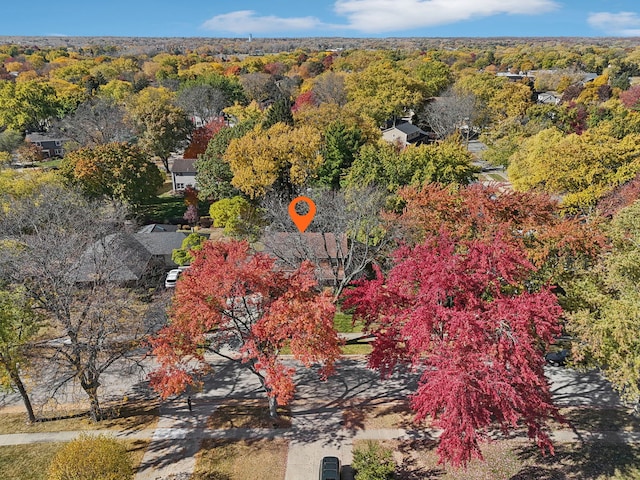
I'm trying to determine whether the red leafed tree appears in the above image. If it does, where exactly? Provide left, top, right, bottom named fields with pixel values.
left=620, top=85, right=640, bottom=110
left=292, top=91, right=317, bottom=112
left=343, top=230, right=563, bottom=467
left=596, top=171, right=640, bottom=217
left=149, top=240, right=341, bottom=417
left=183, top=117, right=226, bottom=159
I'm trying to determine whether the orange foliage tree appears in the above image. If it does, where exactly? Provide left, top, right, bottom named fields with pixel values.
left=149, top=240, right=341, bottom=417
left=394, top=183, right=605, bottom=288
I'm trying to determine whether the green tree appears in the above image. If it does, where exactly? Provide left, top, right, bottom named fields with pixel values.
left=352, top=441, right=395, bottom=480
left=127, top=90, right=193, bottom=172
left=345, top=139, right=477, bottom=192
left=209, top=196, right=263, bottom=240
left=315, top=121, right=364, bottom=190
left=413, top=60, right=453, bottom=96
left=0, top=129, right=24, bottom=154
left=171, top=232, right=206, bottom=266
left=194, top=120, right=256, bottom=201
left=0, top=289, right=41, bottom=423
left=180, top=72, right=246, bottom=105
left=60, top=142, right=163, bottom=206
left=262, top=97, right=294, bottom=129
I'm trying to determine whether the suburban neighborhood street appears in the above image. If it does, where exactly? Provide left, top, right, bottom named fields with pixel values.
left=0, top=356, right=633, bottom=479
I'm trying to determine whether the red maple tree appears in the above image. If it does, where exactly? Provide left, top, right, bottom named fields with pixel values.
left=292, top=90, right=317, bottom=112
left=343, top=230, right=563, bottom=467
left=183, top=117, right=226, bottom=159
left=149, top=240, right=341, bottom=417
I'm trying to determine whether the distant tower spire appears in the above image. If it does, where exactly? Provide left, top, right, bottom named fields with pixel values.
left=248, top=33, right=253, bottom=42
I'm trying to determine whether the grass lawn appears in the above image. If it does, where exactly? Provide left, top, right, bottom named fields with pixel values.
left=194, top=438, right=288, bottom=480
left=0, top=439, right=149, bottom=480
left=137, top=195, right=187, bottom=224
left=0, top=399, right=159, bottom=435
left=38, top=159, right=61, bottom=169
left=279, top=342, right=371, bottom=356
left=207, top=398, right=291, bottom=429
left=359, top=438, right=640, bottom=480
left=333, top=311, right=364, bottom=333
left=340, top=343, right=372, bottom=355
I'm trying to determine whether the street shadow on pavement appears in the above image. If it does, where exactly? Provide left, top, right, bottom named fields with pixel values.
left=547, top=367, right=621, bottom=408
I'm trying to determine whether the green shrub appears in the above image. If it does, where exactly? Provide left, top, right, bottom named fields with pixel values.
left=47, top=433, right=133, bottom=480
left=352, top=440, right=395, bottom=480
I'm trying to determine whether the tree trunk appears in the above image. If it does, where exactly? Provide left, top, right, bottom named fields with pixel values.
left=9, top=368, right=36, bottom=424
left=83, top=384, right=103, bottom=422
left=268, top=395, right=279, bottom=419
left=162, top=157, right=170, bottom=173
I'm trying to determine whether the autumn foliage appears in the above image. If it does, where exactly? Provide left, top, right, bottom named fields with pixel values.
left=182, top=116, right=226, bottom=159
left=343, top=231, right=563, bottom=467
left=394, top=183, right=605, bottom=278
left=149, top=240, right=341, bottom=409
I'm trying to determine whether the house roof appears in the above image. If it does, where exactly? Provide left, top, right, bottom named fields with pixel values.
left=261, top=232, right=348, bottom=283
left=73, top=233, right=153, bottom=283
left=137, top=224, right=179, bottom=233
left=25, top=132, right=68, bottom=143
left=261, top=232, right=348, bottom=261
left=132, top=232, right=188, bottom=256
left=392, top=122, right=425, bottom=136
left=171, top=158, right=197, bottom=174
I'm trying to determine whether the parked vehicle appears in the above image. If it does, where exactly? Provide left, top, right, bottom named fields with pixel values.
left=164, top=269, right=181, bottom=288
left=545, top=349, right=569, bottom=366
left=319, top=456, right=340, bottom=480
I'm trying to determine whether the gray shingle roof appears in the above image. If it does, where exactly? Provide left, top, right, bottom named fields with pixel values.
left=171, top=158, right=197, bottom=173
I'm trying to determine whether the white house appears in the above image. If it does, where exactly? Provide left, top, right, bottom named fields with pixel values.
left=171, top=158, right=197, bottom=191
left=381, top=121, right=429, bottom=147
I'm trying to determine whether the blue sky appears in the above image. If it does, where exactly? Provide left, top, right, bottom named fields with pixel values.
left=3, top=0, right=640, bottom=38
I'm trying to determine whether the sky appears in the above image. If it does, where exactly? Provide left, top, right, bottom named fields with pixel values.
left=3, top=0, right=640, bottom=38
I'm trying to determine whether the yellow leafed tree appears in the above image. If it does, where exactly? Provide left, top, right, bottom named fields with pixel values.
left=225, top=123, right=322, bottom=198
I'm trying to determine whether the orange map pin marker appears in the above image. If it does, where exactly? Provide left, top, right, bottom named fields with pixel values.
left=288, top=196, right=316, bottom=233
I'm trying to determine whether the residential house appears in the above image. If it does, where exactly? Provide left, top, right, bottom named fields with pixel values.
left=25, top=132, right=68, bottom=158
left=537, top=91, right=561, bottom=105
left=261, top=232, right=348, bottom=286
left=381, top=121, right=429, bottom=147
left=171, top=158, right=197, bottom=192
left=133, top=231, right=189, bottom=268
left=73, top=230, right=189, bottom=285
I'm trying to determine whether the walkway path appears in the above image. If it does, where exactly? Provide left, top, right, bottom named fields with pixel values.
left=0, top=362, right=636, bottom=479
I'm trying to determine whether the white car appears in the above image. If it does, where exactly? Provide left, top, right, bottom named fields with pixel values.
left=164, top=269, right=181, bottom=288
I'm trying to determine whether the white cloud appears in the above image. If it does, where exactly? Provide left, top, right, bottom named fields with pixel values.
left=588, top=11, right=640, bottom=36
left=201, top=0, right=560, bottom=35
left=201, top=10, right=324, bottom=34
left=334, top=0, right=560, bottom=33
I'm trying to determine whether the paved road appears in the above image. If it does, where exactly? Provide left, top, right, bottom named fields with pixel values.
left=0, top=357, right=630, bottom=480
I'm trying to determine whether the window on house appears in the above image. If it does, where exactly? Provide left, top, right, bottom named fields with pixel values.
left=55, top=140, right=62, bottom=146
left=54, top=149, right=63, bottom=156
left=176, top=183, right=185, bottom=190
